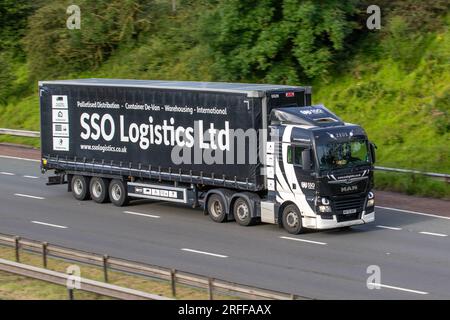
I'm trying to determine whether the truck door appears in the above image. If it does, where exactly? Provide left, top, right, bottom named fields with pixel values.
left=271, top=127, right=317, bottom=221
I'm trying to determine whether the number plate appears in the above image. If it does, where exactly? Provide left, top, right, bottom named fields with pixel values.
left=343, top=209, right=357, bottom=215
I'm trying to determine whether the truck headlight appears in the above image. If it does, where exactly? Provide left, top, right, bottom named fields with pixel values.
left=318, top=205, right=332, bottom=213
left=321, top=197, right=330, bottom=205
left=367, top=191, right=374, bottom=207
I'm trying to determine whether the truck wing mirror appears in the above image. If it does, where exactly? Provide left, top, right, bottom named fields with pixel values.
left=369, top=142, right=377, bottom=163
left=302, top=149, right=311, bottom=170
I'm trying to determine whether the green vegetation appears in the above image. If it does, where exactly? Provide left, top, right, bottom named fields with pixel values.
left=0, top=271, right=111, bottom=300
left=0, top=0, right=448, bottom=197
left=0, top=245, right=233, bottom=300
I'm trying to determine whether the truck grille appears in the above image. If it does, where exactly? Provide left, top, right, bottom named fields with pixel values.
left=333, top=196, right=364, bottom=211
left=332, top=195, right=365, bottom=222
left=336, top=212, right=360, bottom=222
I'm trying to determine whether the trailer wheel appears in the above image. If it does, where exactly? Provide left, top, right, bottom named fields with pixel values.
left=207, top=194, right=227, bottom=223
left=233, top=197, right=256, bottom=226
left=71, top=175, right=90, bottom=201
left=109, top=179, right=128, bottom=207
left=282, top=204, right=303, bottom=234
left=90, top=177, right=110, bottom=204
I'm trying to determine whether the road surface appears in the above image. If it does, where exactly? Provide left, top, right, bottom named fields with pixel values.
left=0, top=155, right=449, bottom=299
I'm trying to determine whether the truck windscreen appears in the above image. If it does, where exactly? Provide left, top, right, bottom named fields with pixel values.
left=316, top=139, right=370, bottom=171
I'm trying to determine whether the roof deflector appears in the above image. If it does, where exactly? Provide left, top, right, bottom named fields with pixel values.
left=270, top=105, right=344, bottom=127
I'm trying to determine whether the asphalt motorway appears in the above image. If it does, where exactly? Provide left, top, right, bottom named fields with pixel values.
left=0, top=156, right=449, bottom=299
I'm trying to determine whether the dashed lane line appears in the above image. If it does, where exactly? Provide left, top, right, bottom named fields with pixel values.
left=280, top=236, right=327, bottom=246
left=124, top=211, right=161, bottom=219
left=181, top=248, right=228, bottom=258
left=14, top=193, right=45, bottom=200
left=31, top=221, right=67, bottom=229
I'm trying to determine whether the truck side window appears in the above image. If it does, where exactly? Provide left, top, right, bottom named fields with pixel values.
left=294, top=146, right=303, bottom=167
left=287, top=145, right=294, bottom=164
left=287, top=145, right=306, bottom=168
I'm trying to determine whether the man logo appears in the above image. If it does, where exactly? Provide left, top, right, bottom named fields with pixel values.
left=341, top=185, right=358, bottom=192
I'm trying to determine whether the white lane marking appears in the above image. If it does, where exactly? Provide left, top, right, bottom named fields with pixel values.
left=124, top=211, right=160, bottom=219
left=368, top=283, right=428, bottom=295
left=14, top=193, right=45, bottom=200
left=280, top=236, right=327, bottom=246
left=31, top=221, right=67, bottom=229
left=181, top=248, right=228, bottom=258
left=376, top=206, right=450, bottom=221
left=23, top=175, right=39, bottom=179
left=419, top=231, right=448, bottom=237
left=376, top=225, right=402, bottom=231
left=0, top=155, right=40, bottom=163
left=0, top=171, right=15, bottom=176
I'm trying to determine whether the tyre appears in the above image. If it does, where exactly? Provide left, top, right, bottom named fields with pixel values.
left=108, top=179, right=129, bottom=207
left=282, top=204, right=303, bottom=234
left=71, top=175, right=90, bottom=201
left=233, top=197, right=256, bottom=226
left=89, top=177, right=110, bottom=203
left=207, top=194, right=227, bottom=223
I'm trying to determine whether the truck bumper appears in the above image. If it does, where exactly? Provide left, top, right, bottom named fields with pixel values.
left=304, top=211, right=375, bottom=230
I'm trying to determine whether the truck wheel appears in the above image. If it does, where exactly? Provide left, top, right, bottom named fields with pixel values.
left=207, top=194, right=227, bottom=223
left=71, top=175, right=90, bottom=201
left=109, top=179, right=128, bottom=207
left=282, top=204, right=303, bottom=234
left=90, top=177, right=110, bottom=204
left=233, top=197, right=256, bottom=226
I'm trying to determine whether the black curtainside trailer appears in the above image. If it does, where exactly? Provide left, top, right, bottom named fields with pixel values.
left=40, top=79, right=376, bottom=234
left=40, top=79, right=311, bottom=192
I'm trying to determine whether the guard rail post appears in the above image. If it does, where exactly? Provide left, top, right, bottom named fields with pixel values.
left=14, top=236, right=20, bottom=263
left=170, top=269, right=177, bottom=297
left=42, top=242, right=48, bottom=268
left=103, top=254, right=109, bottom=283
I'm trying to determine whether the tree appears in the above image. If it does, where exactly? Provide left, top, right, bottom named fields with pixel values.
left=0, top=0, right=36, bottom=56
left=202, top=0, right=359, bottom=84
left=23, top=0, right=154, bottom=80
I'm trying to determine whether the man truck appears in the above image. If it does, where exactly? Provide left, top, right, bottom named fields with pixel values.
left=39, top=79, right=376, bottom=234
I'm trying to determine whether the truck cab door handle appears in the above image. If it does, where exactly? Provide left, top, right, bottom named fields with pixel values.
left=292, top=183, right=297, bottom=189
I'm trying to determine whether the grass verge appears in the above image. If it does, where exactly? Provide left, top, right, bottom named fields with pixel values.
left=0, top=246, right=234, bottom=300
left=374, top=171, right=450, bottom=199
left=0, top=135, right=40, bottom=148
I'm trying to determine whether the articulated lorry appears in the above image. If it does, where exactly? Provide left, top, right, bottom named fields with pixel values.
left=39, top=79, right=376, bottom=234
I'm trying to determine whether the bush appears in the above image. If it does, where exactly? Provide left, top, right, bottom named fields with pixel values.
left=0, top=54, right=16, bottom=104
left=23, top=0, right=153, bottom=80
left=201, top=0, right=360, bottom=83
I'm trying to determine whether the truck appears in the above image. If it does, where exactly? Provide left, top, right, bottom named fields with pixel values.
left=39, top=79, right=376, bottom=234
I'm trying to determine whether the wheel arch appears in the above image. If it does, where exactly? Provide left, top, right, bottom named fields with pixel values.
left=277, top=201, right=299, bottom=226
left=203, top=188, right=234, bottom=217
left=230, top=192, right=260, bottom=218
